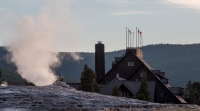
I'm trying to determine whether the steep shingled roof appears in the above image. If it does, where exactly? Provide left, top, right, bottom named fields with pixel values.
left=100, top=76, right=156, bottom=102
left=121, top=81, right=156, bottom=101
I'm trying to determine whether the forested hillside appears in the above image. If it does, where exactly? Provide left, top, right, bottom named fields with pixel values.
left=0, top=44, right=200, bottom=87
left=143, top=44, right=200, bottom=87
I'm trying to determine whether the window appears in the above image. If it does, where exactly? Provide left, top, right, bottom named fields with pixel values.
left=128, top=62, right=131, bottom=66
left=128, top=62, right=134, bottom=66
left=131, top=62, right=134, bottom=66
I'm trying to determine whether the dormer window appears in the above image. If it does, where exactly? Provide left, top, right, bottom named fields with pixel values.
left=128, top=62, right=131, bottom=66
left=131, top=62, right=134, bottom=66
left=128, top=62, right=134, bottom=66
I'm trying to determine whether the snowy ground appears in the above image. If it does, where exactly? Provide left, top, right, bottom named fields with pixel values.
left=0, top=82, right=199, bottom=111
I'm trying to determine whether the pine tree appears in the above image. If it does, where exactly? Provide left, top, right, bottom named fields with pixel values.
left=185, top=81, right=199, bottom=104
left=0, top=70, right=2, bottom=84
left=0, top=70, right=2, bottom=80
left=189, top=89, right=199, bottom=104
left=112, top=85, right=121, bottom=96
left=185, top=81, right=192, bottom=98
left=192, top=82, right=200, bottom=103
left=79, top=64, right=100, bottom=92
left=136, top=93, right=146, bottom=100
left=135, top=71, right=151, bottom=101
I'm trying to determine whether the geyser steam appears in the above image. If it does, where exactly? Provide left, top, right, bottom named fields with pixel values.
left=7, top=15, right=58, bottom=86
left=6, top=0, right=82, bottom=86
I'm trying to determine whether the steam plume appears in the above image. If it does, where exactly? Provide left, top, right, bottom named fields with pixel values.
left=6, top=0, right=82, bottom=86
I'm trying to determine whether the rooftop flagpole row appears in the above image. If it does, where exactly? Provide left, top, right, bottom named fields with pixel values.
left=126, top=27, right=142, bottom=49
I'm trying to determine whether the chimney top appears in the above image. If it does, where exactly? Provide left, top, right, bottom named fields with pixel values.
left=97, top=41, right=102, bottom=44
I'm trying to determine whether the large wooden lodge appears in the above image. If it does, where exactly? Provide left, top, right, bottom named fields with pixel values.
left=95, top=41, right=186, bottom=104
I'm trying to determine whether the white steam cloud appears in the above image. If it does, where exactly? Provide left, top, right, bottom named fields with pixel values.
left=6, top=0, right=82, bottom=86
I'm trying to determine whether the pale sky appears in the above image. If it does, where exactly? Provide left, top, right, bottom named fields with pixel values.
left=0, top=0, right=200, bottom=52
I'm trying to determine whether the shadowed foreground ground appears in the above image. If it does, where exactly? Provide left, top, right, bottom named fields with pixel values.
left=0, top=82, right=199, bottom=111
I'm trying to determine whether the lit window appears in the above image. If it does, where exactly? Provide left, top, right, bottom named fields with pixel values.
left=131, top=62, right=134, bottom=66
left=128, top=62, right=131, bottom=66
left=128, top=62, right=134, bottom=66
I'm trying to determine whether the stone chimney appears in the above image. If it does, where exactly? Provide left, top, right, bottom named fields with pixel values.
left=95, top=41, right=105, bottom=83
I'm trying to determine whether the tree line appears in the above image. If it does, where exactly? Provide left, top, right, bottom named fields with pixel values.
left=184, top=81, right=200, bottom=104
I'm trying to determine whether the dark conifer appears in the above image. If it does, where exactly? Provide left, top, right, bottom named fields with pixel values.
left=112, top=85, right=121, bottom=96
left=135, top=71, right=151, bottom=101
left=185, top=81, right=192, bottom=98
left=0, top=70, right=2, bottom=84
left=79, top=64, right=100, bottom=92
left=185, top=81, right=199, bottom=104
left=189, top=89, right=199, bottom=104
left=0, top=70, right=2, bottom=80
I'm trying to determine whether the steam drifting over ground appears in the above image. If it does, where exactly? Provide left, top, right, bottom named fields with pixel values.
left=6, top=0, right=82, bottom=86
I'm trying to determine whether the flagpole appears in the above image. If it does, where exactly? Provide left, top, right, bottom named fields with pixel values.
left=133, top=31, right=134, bottom=49
left=130, top=31, right=131, bottom=47
left=136, top=27, right=137, bottom=48
left=141, top=33, right=143, bottom=50
left=138, top=29, right=139, bottom=48
left=137, top=29, right=140, bottom=48
left=138, top=29, right=140, bottom=48
left=128, top=29, right=129, bottom=48
left=126, top=27, right=127, bottom=49
left=137, top=28, right=140, bottom=48
left=130, top=30, right=131, bottom=48
left=130, top=31, right=131, bottom=48
left=129, top=30, right=130, bottom=48
left=140, top=32, right=142, bottom=47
